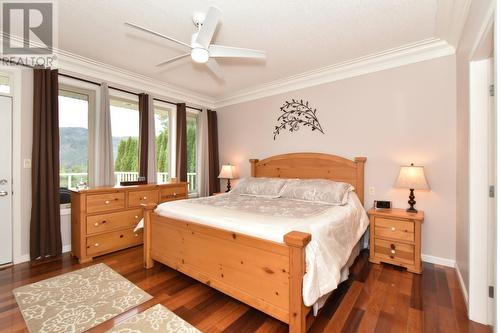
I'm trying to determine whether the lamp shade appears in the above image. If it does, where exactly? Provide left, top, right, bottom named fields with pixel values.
left=218, top=164, right=237, bottom=179
left=394, top=164, right=430, bottom=190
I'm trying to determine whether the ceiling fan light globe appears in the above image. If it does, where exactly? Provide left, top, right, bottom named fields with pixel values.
left=191, top=48, right=209, bottom=63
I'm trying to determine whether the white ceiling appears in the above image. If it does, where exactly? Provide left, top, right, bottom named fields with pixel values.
left=57, top=0, right=461, bottom=101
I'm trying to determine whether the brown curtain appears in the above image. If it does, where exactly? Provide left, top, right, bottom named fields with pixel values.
left=207, top=110, right=220, bottom=194
left=176, top=103, right=187, bottom=182
left=138, top=93, right=149, bottom=179
left=30, top=68, right=62, bottom=261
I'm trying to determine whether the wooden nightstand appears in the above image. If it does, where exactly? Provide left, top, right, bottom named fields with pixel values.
left=368, top=208, right=424, bottom=274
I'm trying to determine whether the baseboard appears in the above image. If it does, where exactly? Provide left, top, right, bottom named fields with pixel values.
left=455, top=264, right=469, bottom=309
left=13, top=244, right=72, bottom=265
left=422, top=254, right=456, bottom=267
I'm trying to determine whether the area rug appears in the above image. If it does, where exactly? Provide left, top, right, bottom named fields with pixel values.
left=13, top=263, right=152, bottom=333
left=106, top=304, right=200, bottom=333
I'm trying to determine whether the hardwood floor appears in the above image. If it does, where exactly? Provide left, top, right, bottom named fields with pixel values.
left=0, top=246, right=491, bottom=333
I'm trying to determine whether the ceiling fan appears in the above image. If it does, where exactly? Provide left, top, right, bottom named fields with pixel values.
left=125, top=6, right=266, bottom=80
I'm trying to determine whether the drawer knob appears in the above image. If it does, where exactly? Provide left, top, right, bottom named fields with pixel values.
left=134, top=233, right=138, bottom=237
left=134, top=215, right=139, bottom=219
left=94, top=222, right=99, bottom=227
left=173, top=192, right=177, bottom=197
left=142, top=196, right=147, bottom=200
left=120, top=234, right=124, bottom=238
left=390, top=249, right=396, bottom=254
left=391, top=227, right=396, bottom=231
left=94, top=243, right=99, bottom=247
left=105, top=200, right=110, bottom=204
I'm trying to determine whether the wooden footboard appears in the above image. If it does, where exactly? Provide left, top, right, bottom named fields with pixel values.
left=142, top=204, right=311, bottom=333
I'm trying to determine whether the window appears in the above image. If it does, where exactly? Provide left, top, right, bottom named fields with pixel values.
left=154, top=102, right=172, bottom=183
left=58, top=88, right=91, bottom=194
left=110, top=95, right=140, bottom=184
left=187, top=113, right=198, bottom=194
left=0, top=74, right=10, bottom=94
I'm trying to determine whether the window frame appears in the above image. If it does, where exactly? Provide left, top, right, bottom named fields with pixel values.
left=109, top=91, right=140, bottom=182
left=58, top=84, right=96, bottom=208
left=0, top=72, right=12, bottom=95
left=186, top=110, right=199, bottom=197
left=153, top=100, right=174, bottom=183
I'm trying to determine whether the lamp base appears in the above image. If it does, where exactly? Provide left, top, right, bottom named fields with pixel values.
left=407, top=188, right=417, bottom=213
left=225, top=179, right=232, bottom=192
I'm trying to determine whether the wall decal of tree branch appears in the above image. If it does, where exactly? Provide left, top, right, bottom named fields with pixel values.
left=273, top=99, right=325, bottom=140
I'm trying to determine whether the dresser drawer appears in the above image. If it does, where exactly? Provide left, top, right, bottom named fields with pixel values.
left=86, top=228, right=143, bottom=256
left=374, top=239, right=414, bottom=265
left=128, top=190, right=158, bottom=208
left=374, top=217, right=414, bottom=242
left=86, top=209, right=142, bottom=235
left=86, top=193, right=125, bottom=214
left=160, top=186, right=187, bottom=202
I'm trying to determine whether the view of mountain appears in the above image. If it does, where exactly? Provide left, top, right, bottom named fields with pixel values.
left=59, top=127, right=132, bottom=172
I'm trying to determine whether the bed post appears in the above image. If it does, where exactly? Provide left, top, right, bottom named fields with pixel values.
left=249, top=159, right=259, bottom=177
left=141, top=203, right=157, bottom=269
left=354, top=157, right=367, bottom=205
left=284, top=231, right=312, bottom=333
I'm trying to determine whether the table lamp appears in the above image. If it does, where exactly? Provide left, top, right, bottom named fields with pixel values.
left=394, top=163, right=430, bottom=213
left=218, top=164, right=237, bottom=192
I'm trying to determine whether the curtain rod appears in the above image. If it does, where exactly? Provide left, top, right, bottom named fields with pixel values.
left=58, top=73, right=203, bottom=112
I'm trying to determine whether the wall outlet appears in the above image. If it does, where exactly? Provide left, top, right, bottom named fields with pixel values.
left=23, top=159, right=31, bottom=169
left=368, top=186, right=375, bottom=196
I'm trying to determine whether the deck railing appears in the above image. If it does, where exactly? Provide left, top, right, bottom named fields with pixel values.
left=60, top=171, right=197, bottom=193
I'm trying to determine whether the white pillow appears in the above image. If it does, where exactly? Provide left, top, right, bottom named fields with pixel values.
left=280, top=179, right=353, bottom=205
left=231, top=177, right=288, bottom=198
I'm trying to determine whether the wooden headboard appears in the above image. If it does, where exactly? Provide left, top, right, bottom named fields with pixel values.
left=249, top=153, right=367, bottom=205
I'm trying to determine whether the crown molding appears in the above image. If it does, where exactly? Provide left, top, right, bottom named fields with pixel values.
left=214, top=38, right=455, bottom=108
left=2, top=32, right=215, bottom=107
left=55, top=49, right=215, bottom=108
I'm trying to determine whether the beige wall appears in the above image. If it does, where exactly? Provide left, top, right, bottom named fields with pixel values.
left=217, top=55, right=457, bottom=261
left=455, top=0, right=495, bottom=294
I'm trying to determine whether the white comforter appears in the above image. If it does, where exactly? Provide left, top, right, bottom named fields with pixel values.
left=145, top=192, right=369, bottom=307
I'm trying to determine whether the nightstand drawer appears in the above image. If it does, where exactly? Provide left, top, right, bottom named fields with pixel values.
left=374, top=217, right=414, bottom=242
left=374, top=239, right=414, bottom=265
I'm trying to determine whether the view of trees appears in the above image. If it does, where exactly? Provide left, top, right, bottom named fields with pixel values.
left=113, top=112, right=197, bottom=176
left=114, top=137, right=139, bottom=172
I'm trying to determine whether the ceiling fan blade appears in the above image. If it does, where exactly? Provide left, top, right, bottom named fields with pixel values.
left=209, top=45, right=266, bottom=59
left=206, top=58, right=224, bottom=80
left=125, top=22, right=192, bottom=49
left=156, top=53, right=191, bottom=67
left=195, top=6, right=222, bottom=48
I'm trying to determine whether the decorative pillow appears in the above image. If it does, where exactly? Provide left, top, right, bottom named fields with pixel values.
left=280, top=179, right=354, bottom=205
left=231, top=177, right=288, bottom=198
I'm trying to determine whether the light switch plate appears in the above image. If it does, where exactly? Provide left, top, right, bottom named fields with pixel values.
left=368, top=186, right=375, bottom=195
left=23, top=159, right=31, bottom=168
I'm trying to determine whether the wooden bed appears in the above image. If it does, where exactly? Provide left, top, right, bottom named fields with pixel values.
left=142, top=153, right=366, bottom=333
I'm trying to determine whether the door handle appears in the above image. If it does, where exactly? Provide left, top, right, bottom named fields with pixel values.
left=0, top=191, right=8, bottom=197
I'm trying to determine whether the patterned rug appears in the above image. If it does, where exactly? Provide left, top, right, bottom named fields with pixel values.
left=106, top=304, right=200, bottom=333
left=13, top=263, right=152, bottom=333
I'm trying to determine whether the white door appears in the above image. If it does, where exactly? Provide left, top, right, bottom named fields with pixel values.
left=0, top=96, right=12, bottom=265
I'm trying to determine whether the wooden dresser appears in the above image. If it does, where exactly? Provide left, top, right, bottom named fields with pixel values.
left=71, top=182, right=188, bottom=263
left=368, top=208, right=424, bottom=274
